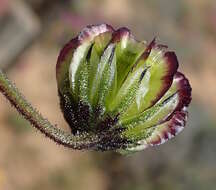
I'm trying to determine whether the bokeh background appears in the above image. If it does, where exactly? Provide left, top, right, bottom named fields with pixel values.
left=0, top=0, right=216, bottom=189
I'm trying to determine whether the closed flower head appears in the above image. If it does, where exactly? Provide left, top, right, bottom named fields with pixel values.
left=56, top=24, right=192, bottom=153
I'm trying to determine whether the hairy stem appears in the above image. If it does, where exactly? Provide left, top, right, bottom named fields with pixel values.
left=0, top=69, right=98, bottom=150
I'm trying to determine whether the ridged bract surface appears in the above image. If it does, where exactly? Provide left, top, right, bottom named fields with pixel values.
left=56, top=24, right=191, bottom=153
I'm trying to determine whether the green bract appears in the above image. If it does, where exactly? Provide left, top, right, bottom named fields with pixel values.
left=56, top=24, right=191, bottom=153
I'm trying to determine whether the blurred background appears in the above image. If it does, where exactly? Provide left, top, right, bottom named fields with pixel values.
left=0, top=0, right=216, bottom=189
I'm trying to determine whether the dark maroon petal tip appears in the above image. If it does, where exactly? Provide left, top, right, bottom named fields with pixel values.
left=111, top=27, right=131, bottom=43
left=174, top=72, right=192, bottom=112
left=150, top=51, right=179, bottom=107
left=160, top=72, right=191, bottom=123
left=56, top=24, right=114, bottom=79
left=164, top=51, right=179, bottom=75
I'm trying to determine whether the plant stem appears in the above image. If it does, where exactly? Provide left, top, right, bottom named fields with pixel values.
left=0, top=70, right=98, bottom=150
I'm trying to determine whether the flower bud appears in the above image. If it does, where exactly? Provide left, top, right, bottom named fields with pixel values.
left=56, top=24, right=191, bottom=153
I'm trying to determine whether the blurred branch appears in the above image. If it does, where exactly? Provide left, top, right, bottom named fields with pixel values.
left=0, top=69, right=98, bottom=150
